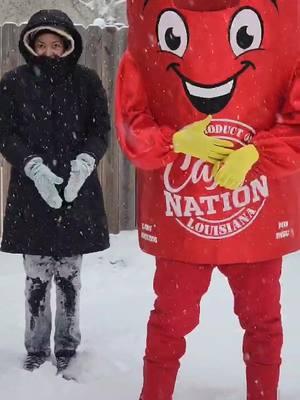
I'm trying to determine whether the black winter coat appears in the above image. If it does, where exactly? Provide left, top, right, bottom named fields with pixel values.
left=0, top=10, right=110, bottom=256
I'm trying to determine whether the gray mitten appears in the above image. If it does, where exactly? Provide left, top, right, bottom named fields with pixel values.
left=24, top=157, right=63, bottom=209
left=64, top=153, right=95, bottom=202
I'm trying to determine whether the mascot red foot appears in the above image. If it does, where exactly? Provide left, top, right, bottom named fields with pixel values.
left=116, top=1, right=300, bottom=399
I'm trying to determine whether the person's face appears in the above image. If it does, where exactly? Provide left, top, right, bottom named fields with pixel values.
left=34, top=33, right=65, bottom=58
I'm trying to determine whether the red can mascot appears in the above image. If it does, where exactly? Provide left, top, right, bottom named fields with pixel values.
left=116, top=1, right=300, bottom=399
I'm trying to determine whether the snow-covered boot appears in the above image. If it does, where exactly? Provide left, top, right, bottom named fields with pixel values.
left=56, top=350, right=76, bottom=375
left=23, top=352, right=48, bottom=371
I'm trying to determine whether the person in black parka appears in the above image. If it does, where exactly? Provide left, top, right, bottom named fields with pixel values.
left=0, top=9, right=110, bottom=374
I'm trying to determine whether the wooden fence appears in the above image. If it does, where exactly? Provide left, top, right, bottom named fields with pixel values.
left=0, top=23, right=136, bottom=236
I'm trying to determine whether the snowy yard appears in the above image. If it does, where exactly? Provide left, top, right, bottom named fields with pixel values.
left=0, top=230, right=299, bottom=399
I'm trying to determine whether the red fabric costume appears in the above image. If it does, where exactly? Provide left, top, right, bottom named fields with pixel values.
left=115, top=1, right=300, bottom=399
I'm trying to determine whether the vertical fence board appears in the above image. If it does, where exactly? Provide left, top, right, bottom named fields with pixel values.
left=116, top=27, right=136, bottom=231
left=100, top=26, right=120, bottom=234
left=85, top=25, right=103, bottom=72
left=0, top=24, right=133, bottom=236
left=76, top=25, right=87, bottom=65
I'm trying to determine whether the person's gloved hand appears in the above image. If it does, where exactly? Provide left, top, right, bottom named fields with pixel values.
left=64, top=153, right=95, bottom=202
left=24, top=157, right=63, bottom=209
left=212, top=144, right=259, bottom=190
left=172, top=115, right=234, bottom=163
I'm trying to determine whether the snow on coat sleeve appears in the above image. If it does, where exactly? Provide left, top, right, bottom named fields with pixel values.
left=82, top=70, right=110, bottom=165
left=0, top=72, right=36, bottom=170
left=115, top=51, right=177, bottom=170
left=252, top=63, right=300, bottom=178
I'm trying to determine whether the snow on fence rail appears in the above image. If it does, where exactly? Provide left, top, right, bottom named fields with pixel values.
left=0, top=23, right=135, bottom=236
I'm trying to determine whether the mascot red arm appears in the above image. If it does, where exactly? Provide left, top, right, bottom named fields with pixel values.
left=115, top=51, right=177, bottom=170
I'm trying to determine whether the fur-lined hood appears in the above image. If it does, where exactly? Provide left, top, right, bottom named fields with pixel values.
left=19, top=9, right=83, bottom=65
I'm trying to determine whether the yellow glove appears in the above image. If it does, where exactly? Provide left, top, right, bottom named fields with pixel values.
left=212, top=144, right=259, bottom=190
left=172, top=115, right=234, bottom=164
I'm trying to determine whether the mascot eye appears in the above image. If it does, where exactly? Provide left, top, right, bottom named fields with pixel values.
left=229, top=8, right=263, bottom=56
left=157, top=10, right=188, bottom=57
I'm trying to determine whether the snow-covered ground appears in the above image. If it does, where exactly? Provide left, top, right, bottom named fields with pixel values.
left=0, top=230, right=299, bottom=399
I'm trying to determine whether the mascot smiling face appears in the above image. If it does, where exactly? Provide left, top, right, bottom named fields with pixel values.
left=127, top=0, right=298, bottom=125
